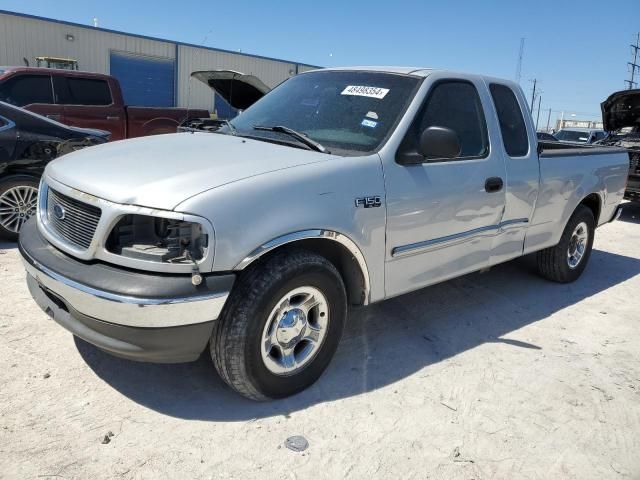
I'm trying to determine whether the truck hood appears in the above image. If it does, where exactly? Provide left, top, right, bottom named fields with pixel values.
left=601, top=89, right=640, bottom=132
left=46, top=132, right=334, bottom=210
left=190, top=70, right=271, bottom=110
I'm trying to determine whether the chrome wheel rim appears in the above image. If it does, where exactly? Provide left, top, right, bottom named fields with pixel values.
left=567, top=221, right=588, bottom=269
left=0, top=185, right=38, bottom=234
left=261, top=286, right=329, bottom=376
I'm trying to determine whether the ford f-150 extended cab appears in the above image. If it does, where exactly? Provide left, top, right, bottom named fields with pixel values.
left=19, top=67, right=629, bottom=400
left=0, top=67, right=208, bottom=141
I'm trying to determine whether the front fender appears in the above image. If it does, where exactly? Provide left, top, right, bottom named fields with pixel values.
left=174, top=154, right=387, bottom=302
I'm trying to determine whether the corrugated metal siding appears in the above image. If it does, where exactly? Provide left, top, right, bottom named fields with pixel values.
left=0, top=12, right=320, bottom=113
left=0, top=14, right=174, bottom=75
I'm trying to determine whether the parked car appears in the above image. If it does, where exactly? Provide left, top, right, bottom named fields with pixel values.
left=554, top=127, right=606, bottom=144
left=600, top=88, right=640, bottom=202
left=19, top=67, right=628, bottom=400
left=0, top=101, right=109, bottom=240
left=0, top=67, right=209, bottom=141
left=536, top=131, right=558, bottom=142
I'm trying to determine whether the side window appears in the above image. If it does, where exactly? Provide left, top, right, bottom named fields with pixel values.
left=0, top=75, right=54, bottom=107
left=489, top=83, right=529, bottom=157
left=594, top=132, right=606, bottom=142
left=411, top=81, right=489, bottom=159
left=56, top=77, right=112, bottom=106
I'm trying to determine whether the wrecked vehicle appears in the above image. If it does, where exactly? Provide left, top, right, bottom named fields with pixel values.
left=600, top=89, right=640, bottom=202
left=0, top=101, right=109, bottom=239
left=19, top=67, right=628, bottom=400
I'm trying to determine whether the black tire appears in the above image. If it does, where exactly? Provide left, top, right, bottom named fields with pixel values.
left=0, top=175, right=40, bottom=241
left=536, top=205, right=595, bottom=283
left=210, top=249, right=347, bottom=401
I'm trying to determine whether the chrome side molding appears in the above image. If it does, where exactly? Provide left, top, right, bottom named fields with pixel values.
left=392, top=218, right=529, bottom=258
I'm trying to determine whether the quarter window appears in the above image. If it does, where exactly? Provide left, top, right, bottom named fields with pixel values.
left=489, top=83, right=529, bottom=157
left=0, top=75, right=54, bottom=107
left=56, top=77, right=112, bottom=105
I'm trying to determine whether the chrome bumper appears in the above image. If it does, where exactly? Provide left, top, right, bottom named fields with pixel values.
left=22, top=256, right=229, bottom=328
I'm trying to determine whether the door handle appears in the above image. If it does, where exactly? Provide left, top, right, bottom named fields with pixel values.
left=485, top=177, right=504, bottom=193
left=106, top=116, right=120, bottom=121
left=45, top=114, right=61, bottom=121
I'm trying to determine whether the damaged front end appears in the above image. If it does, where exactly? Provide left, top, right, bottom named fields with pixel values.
left=600, top=90, right=640, bottom=201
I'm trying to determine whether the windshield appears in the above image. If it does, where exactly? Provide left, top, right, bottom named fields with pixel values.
left=228, top=71, right=421, bottom=155
left=555, top=130, right=590, bottom=142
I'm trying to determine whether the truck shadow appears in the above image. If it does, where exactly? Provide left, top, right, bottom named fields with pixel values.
left=619, top=201, right=640, bottom=224
left=75, top=248, right=640, bottom=421
left=0, top=240, right=18, bottom=250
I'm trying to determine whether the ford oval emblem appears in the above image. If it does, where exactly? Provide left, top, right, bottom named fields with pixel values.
left=53, top=204, right=66, bottom=221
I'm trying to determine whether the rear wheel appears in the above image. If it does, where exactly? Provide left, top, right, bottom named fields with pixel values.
left=0, top=176, right=39, bottom=241
left=210, top=249, right=347, bottom=400
left=536, top=205, right=595, bottom=283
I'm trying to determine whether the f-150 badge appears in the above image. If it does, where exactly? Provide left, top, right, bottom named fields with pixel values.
left=355, top=196, right=382, bottom=208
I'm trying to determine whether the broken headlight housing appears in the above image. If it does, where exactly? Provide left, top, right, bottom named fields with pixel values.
left=106, top=214, right=208, bottom=264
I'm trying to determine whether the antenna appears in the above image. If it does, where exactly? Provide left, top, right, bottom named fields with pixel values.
left=93, top=17, right=98, bottom=28
left=515, top=38, right=525, bottom=83
left=625, top=33, right=639, bottom=89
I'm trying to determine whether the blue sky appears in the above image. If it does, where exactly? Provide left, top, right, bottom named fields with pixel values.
left=1, top=0, right=638, bottom=127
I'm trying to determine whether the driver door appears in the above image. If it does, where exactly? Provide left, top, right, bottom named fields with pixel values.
left=383, top=78, right=507, bottom=298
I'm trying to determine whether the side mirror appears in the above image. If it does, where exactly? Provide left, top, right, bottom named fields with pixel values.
left=418, top=126, right=461, bottom=160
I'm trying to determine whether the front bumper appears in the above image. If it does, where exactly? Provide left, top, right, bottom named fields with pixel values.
left=19, top=218, right=235, bottom=363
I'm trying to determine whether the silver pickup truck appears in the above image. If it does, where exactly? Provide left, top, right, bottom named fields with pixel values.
left=19, top=67, right=629, bottom=401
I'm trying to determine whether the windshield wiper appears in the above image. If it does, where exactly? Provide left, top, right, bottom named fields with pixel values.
left=221, top=119, right=237, bottom=136
left=253, top=125, right=329, bottom=153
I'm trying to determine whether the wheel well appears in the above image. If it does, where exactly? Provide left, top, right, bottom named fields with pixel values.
left=252, top=238, right=368, bottom=306
left=579, top=193, right=601, bottom=224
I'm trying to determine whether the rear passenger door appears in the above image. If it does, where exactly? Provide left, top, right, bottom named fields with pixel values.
left=0, top=73, right=64, bottom=121
left=54, top=76, right=125, bottom=140
left=384, top=76, right=507, bottom=297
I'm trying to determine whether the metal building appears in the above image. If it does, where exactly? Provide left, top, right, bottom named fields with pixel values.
left=0, top=9, right=318, bottom=114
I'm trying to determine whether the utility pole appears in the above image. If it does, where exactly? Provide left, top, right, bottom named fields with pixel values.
left=546, top=108, right=552, bottom=132
left=530, top=79, right=537, bottom=111
left=515, top=38, right=525, bottom=84
left=535, top=96, right=542, bottom=130
left=626, top=33, right=640, bottom=89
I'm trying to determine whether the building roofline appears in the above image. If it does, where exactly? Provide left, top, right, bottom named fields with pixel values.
left=0, top=9, right=321, bottom=69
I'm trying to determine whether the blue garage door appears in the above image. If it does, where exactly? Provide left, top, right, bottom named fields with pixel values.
left=110, top=51, right=175, bottom=107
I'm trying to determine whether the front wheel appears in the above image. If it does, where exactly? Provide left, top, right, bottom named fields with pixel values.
left=536, top=205, right=595, bottom=283
left=210, top=249, right=347, bottom=400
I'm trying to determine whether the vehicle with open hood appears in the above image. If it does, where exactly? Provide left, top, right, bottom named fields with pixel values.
left=180, top=70, right=271, bottom=132
left=600, top=88, right=640, bottom=201
left=19, top=67, right=629, bottom=400
left=0, top=101, right=109, bottom=240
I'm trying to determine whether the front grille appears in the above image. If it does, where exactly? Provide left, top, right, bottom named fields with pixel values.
left=46, top=188, right=101, bottom=249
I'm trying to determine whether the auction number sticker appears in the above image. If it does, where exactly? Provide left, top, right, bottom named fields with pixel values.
left=341, top=85, right=390, bottom=99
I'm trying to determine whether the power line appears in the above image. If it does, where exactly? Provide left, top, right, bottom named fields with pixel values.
left=626, top=33, right=639, bottom=89
left=515, top=38, right=525, bottom=84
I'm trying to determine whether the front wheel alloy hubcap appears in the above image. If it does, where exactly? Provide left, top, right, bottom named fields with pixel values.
left=0, top=186, right=38, bottom=234
left=567, top=221, right=589, bottom=269
left=261, top=286, right=329, bottom=376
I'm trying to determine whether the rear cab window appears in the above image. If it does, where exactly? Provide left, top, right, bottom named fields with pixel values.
left=0, top=74, right=54, bottom=107
left=54, top=76, right=113, bottom=106
left=489, top=83, right=529, bottom=157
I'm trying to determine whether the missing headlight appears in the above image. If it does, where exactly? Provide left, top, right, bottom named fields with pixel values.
left=106, top=215, right=208, bottom=263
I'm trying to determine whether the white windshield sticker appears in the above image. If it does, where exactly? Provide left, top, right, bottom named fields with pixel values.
left=341, top=85, right=389, bottom=99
